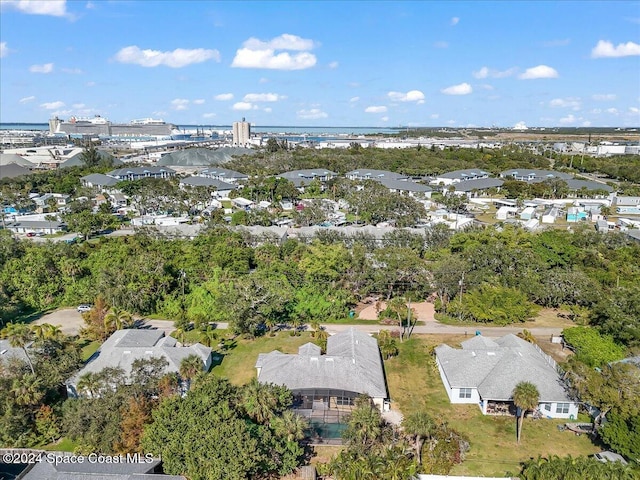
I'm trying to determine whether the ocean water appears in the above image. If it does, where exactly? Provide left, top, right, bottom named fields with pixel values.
left=0, top=123, right=399, bottom=136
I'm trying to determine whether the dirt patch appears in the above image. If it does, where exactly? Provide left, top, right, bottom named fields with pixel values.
left=32, top=308, right=85, bottom=336
left=536, top=337, right=574, bottom=364
left=357, top=301, right=435, bottom=322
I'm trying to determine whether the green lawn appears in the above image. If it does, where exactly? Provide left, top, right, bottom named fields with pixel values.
left=212, top=331, right=316, bottom=385
left=384, top=334, right=600, bottom=477
left=78, top=340, right=101, bottom=361
left=42, top=437, right=77, bottom=452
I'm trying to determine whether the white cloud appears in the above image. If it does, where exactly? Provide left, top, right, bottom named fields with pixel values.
left=263, top=107, right=272, bottom=113
left=0, top=42, right=8, bottom=58
left=171, top=98, right=190, bottom=111
left=231, top=34, right=317, bottom=70
left=202, top=113, right=216, bottom=119
left=479, top=84, right=494, bottom=90
left=61, top=67, right=83, bottom=74
left=86, top=1, right=96, bottom=9
left=40, top=101, right=65, bottom=110
left=590, top=108, right=602, bottom=114
left=365, top=106, right=387, bottom=113
left=513, top=121, right=528, bottom=130
left=259, top=77, right=269, bottom=84
left=591, top=40, right=640, bottom=58
left=214, top=93, right=234, bottom=101
left=192, top=99, right=205, bottom=105
left=19, top=95, right=36, bottom=103
left=72, top=103, right=85, bottom=109
left=434, top=41, right=448, bottom=48
left=349, top=97, right=360, bottom=103
left=114, top=46, right=220, bottom=68
left=441, top=82, right=472, bottom=95
left=29, top=63, right=54, bottom=73
left=559, top=114, right=576, bottom=124
left=2, top=0, right=67, bottom=17
left=86, top=81, right=96, bottom=87
left=232, top=48, right=316, bottom=70
left=518, top=65, right=558, bottom=79
left=582, top=121, right=592, bottom=127
left=297, top=108, right=328, bottom=119
left=387, top=90, right=425, bottom=103
left=450, top=17, right=459, bottom=26
left=242, top=93, right=285, bottom=102
left=328, top=61, right=339, bottom=69
left=232, top=102, right=256, bottom=111
left=472, top=66, right=517, bottom=79
left=430, top=113, right=440, bottom=119
left=592, top=93, right=617, bottom=101
left=549, top=97, right=581, bottom=110
left=381, top=116, right=389, bottom=122
left=243, top=34, right=317, bottom=51
left=629, top=107, right=640, bottom=114
left=607, top=108, right=619, bottom=115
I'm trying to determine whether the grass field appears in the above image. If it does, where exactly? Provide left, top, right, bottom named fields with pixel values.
left=77, top=339, right=101, bottom=361
left=436, top=307, right=575, bottom=330
left=212, top=331, right=317, bottom=385
left=384, top=334, right=600, bottom=476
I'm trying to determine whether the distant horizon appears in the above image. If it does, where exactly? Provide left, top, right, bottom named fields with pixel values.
left=1, top=1, right=638, bottom=128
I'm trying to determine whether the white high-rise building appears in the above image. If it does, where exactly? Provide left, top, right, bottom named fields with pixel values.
left=232, top=118, right=251, bottom=146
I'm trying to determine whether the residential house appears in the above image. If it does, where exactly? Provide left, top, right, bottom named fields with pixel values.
left=431, top=169, right=490, bottom=186
left=565, top=179, right=613, bottom=197
left=277, top=169, right=338, bottom=190
left=378, top=177, right=433, bottom=198
left=179, top=176, right=239, bottom=198
left=106, top=166, right=176, bottom=181
left=499, top=169, right=573, bottom=183
left=345, top=169, right=407, bottom=182
left=452, top=178, right=504, bottom=197
left=16, top=453, right=186, bottom=480
left=66, top=329, right=211, bottom=397
left=256, top=328, right=389, bottom=422
left=567, top=207, right=588, bottom=222
left=80, top=173, right=120, bottom=189
left=520, top=206, right=536, bottom=221
left=541, top=206, right=563, bottom=224
left=6, top=220, right=66, bottom=235
left=198, top=167, right=248, bottom=184
left=496, top=206, right=518, bottom=221
left=231, top=197, right=255, bottom=210
left=612, top=196, right=640, bottom=215
left=435, top=334, right=578, bottom=419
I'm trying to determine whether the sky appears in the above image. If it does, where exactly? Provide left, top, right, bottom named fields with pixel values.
left=0, top=0, right=639, bottom=128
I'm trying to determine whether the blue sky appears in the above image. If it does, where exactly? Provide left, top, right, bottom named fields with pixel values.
left=1, top=0, right=639, bottom=127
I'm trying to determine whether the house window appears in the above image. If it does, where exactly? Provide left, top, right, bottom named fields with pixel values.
left=336, top=396, right=354, bottom=406
left=556, top=403, right=570, bottom=414
left=543, top=403, right=551, bottom=412
left=459, top=388, right=472, bottom=399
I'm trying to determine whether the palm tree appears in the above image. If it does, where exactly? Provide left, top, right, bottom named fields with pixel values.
left=272, top=410, right=308, bottom=442
left=199, top=326, right=218, bottom=347
left=11, top=373, right=44, bottom=407
left=104, top=307, right=134, bottom=332
left=512, top=381, right=540, bottom=444
left=179, top=354, right=202, bottom=391
left=310, top=320, right=320, bottom=337
left=402, top=411, right=435, bottom=465
left=242, top=378, right=278, bottom=424
left=1, top=322, right=35, bottom=374
left=76, top=372, right=101, bottom=397
left=517, top=329, right=535, bottom=344
left=157, top=372, right=180, bottom=398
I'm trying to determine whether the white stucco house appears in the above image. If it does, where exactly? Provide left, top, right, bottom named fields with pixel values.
left=435, top=334, right=579, bottom=419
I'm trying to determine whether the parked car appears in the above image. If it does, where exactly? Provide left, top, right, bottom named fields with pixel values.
left=77, top=304, right=93, bottom=313
left=26, top=232, right=36, bottom=237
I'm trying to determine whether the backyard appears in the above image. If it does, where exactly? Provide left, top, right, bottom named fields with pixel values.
left=384, top=334, right=600, bottom=476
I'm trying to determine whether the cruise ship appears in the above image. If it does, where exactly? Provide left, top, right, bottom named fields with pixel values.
left=48, top=115, right=178, bottom=137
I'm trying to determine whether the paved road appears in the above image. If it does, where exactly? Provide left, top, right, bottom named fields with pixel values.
left=33, top=310, right=561, bottom=339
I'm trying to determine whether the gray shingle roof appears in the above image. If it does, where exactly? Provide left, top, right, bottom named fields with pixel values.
left=500, top=169, right=573, bottom=182
left=67, top=330, right=211, bottom=393
left=379, top=178, right=432, bottom=192
left=0, top=339, right=29, bottom=363
left=438, top=169, right=490, bottom=180
left=256, top=328, right=388, bottom=399
left=17, top=452, right=186, bottom=479
left=81, top=173, right=120, bottom=187
left=198, top=167, right=249, bottom=180
left=565, top=179, right=613, bottom=192
left=436, top=334, right=571, bottom=402
left=0, top=162, right=31, bottom=179
left=180, top=176, right=238, bottom=189
left=346, top=169, right=407, bottom=181
left=453, top=178, right=504, bottom=192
